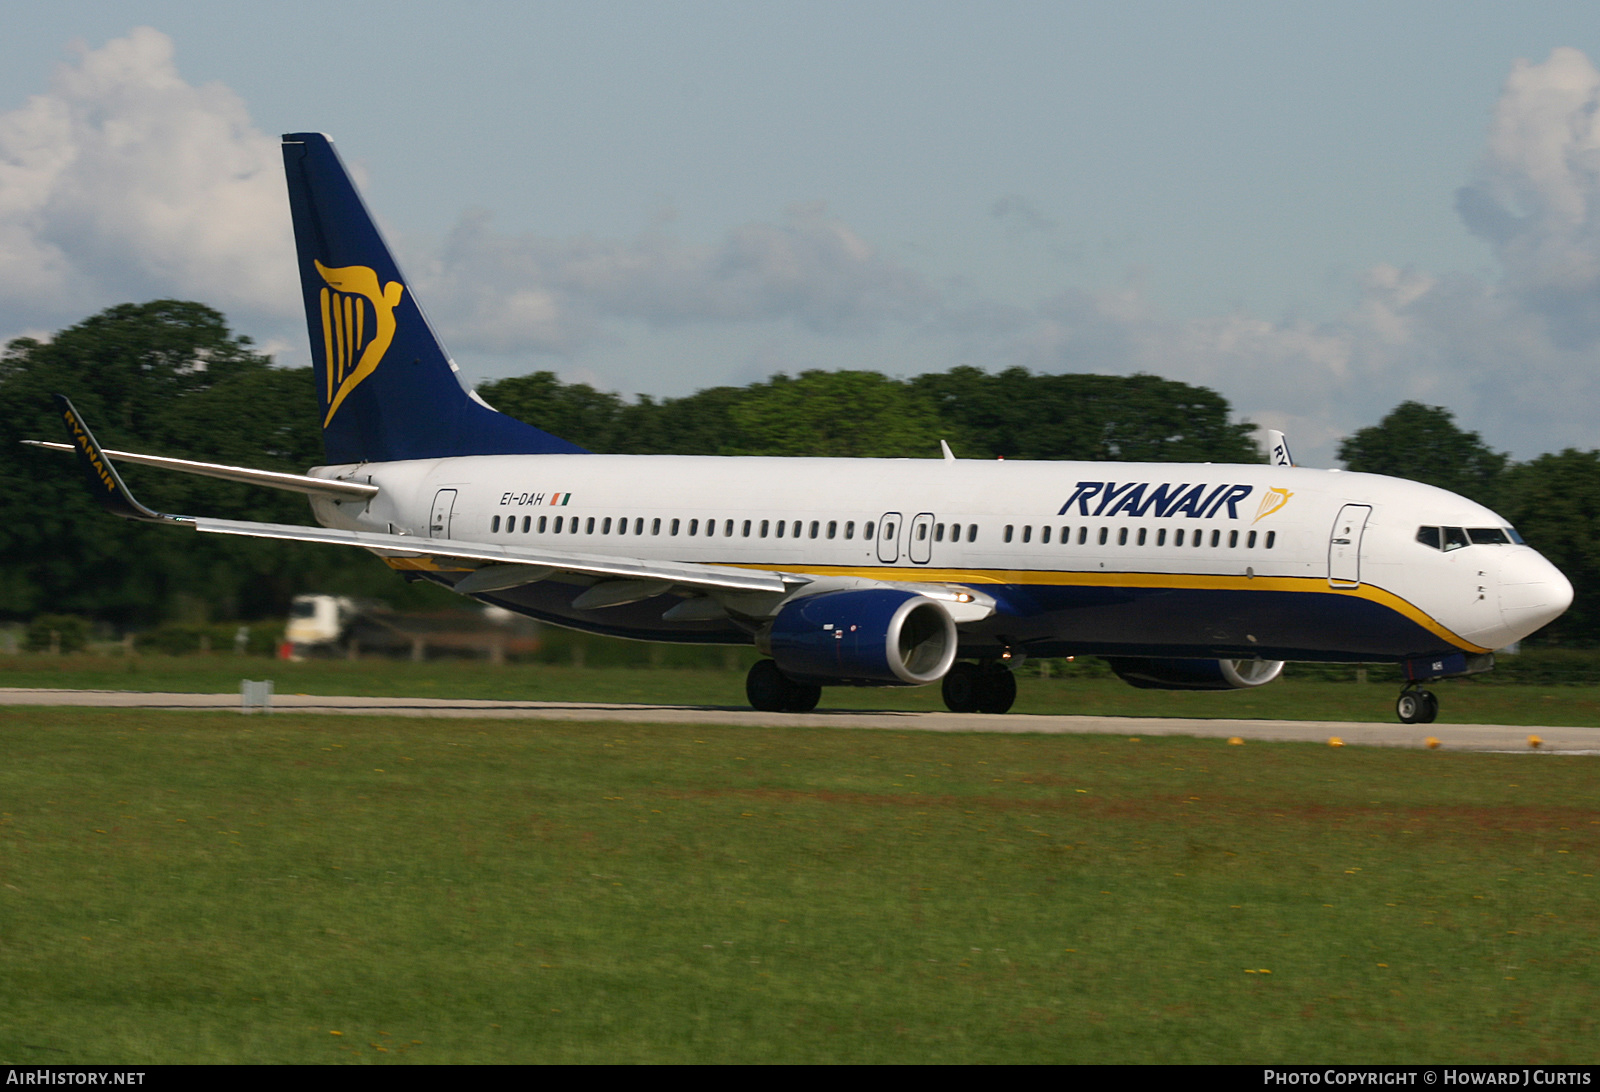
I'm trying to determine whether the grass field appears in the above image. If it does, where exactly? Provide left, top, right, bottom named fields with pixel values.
left=0, top=707, right=1595, bottom=1063
left=7, top=652, right=1600, bottom=725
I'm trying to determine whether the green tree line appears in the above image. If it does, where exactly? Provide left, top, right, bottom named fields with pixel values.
left=5, top=301, right=1597, bottom=644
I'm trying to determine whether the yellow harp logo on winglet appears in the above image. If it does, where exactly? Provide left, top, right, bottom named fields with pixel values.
left=315, top=260, right=405, bottom=427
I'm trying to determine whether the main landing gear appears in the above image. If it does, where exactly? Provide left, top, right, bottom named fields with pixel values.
left=1395, top=684, right=1439, bottom=725
left=940, top=661, right=1017, bottom=715
left=744, top=659, right=1019, bottom=715
left=746, top=659, right=822, bottom=713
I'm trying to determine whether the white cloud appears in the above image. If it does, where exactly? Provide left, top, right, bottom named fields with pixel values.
left=414, top=200, right=940, bottom=356
left=0, top=28, right=294, bottom=330
left=6, top=32, right=1600, bottom=470
left=1455, top=47, right=1600, bottom=346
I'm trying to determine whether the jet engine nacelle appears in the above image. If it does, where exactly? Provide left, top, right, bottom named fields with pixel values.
left=1105, top=657, right=1285, bottom=691
left=761, top=589, right=958, bottom=686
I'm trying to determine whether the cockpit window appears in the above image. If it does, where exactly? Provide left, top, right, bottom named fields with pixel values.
left=1418, top=525, right=1518, bottom=550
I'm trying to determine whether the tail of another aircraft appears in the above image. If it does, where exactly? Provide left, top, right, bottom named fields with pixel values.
left=281, top=133, right=585, bottom=463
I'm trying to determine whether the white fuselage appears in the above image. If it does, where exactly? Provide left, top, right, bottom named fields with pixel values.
left=307, top=454, right=1572, bottom=663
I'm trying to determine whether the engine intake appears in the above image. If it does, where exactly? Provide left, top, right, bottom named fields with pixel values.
left=1105, top=657, right=1285, bottom=691
left=763, top=589, right=957, bottom=686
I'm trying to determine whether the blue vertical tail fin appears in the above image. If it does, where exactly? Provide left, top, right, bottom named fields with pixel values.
left=281, top=133, right=585, bottom=463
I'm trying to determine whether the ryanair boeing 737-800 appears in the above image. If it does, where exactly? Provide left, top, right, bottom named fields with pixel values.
left=36, top=134, right=1575, bottom=723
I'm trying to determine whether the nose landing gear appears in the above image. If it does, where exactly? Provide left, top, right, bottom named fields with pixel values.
left=1396, top=685, right=1438, bottom=724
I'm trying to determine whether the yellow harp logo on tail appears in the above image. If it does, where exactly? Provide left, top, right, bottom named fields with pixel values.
left=315, top=260, right=405, bottom=427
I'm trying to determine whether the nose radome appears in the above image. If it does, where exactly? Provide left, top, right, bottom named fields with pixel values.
left=1499, top=549, right=1574, bottom=641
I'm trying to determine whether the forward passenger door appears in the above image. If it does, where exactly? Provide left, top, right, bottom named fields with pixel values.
left=1328, top=504, right=1371, bottom=588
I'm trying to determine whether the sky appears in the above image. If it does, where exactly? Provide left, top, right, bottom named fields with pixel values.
left=4, top=2, right=1600, bottom=467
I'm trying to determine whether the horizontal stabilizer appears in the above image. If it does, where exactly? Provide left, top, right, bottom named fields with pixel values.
left=24, top=441, right=378, bottom=500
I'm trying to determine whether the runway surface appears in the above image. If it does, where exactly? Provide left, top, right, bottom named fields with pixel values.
left=4, top=686, right=1598, bottom=753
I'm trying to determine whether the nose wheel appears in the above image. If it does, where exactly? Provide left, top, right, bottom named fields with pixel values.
left=1396, top=686, right=1438, bottom=724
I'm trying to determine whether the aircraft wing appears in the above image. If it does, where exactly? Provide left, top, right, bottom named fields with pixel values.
left=188, top=515, right=794, bottom=595
left=41, top=394, right=997, bottom=614
left=42, top=392, right=796, bottom=599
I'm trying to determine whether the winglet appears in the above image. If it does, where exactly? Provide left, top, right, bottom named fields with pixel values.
left=50, top=394, right=183, bottom=523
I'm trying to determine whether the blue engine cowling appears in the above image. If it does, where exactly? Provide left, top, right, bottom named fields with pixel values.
left=1105, top=657, right=1285, bottom=691
left=762, top=589, right=958, bottom=686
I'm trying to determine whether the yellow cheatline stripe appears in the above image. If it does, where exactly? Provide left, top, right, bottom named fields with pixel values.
left=726, top=563, right=1491, bottom=654
left=379, top=555, right=1488, bottom=655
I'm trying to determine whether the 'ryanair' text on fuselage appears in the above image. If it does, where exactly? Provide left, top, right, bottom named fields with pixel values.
left=1059, top=481, right=1257, bottom=520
